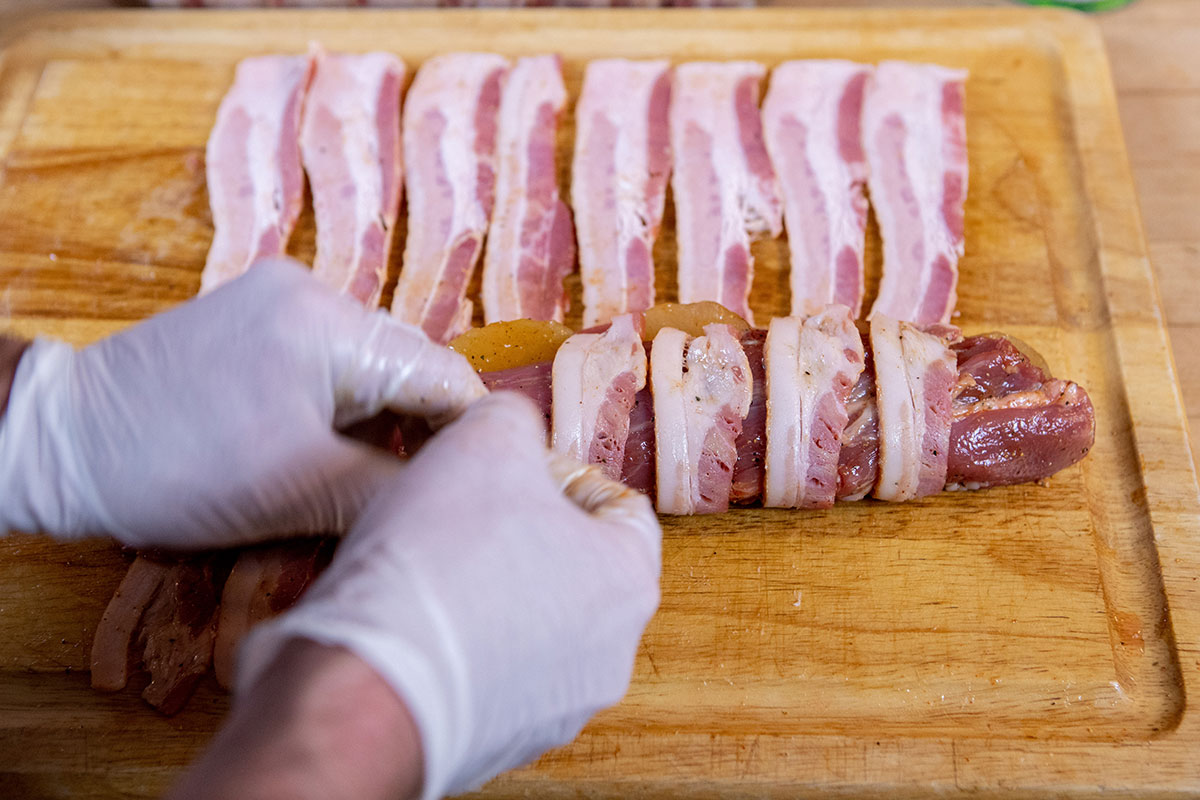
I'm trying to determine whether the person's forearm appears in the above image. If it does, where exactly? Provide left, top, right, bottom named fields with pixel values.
left=169, top=640, right=424, bottom=800
left=0, top=335, right=30, bottom=420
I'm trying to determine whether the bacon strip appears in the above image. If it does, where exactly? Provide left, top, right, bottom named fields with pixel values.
left=763, top=306, right=865, bottom=509
left=301, top=49, right=405, bottom=308
left=670, top=62, right=782, bottom=326
left=391, top=53, right=509, bottom=342
left=837, top=359, right=878, bottom=501
left=481, top=55, right=576, bottom=324
left=201, top=53, right=314, bottom=293
left=551, top=313, right=648, bottom=481
left=870, top=315, right=958, bottom=501
left=212, top=540, right=334, bottom=689
left=762, top=61, right=871, bottom=318
left=651, top=324, right=753, bottom=514
left=865, top=62, right=969, bottom=326
left=572, top=59, right=672, bottom=328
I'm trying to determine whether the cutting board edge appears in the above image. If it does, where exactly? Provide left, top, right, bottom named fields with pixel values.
left=0, top=5, right=1199, bottom=796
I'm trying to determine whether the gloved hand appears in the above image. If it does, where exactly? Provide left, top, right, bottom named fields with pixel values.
left=236, top=392, right=662, bottom=800
left=0, top=257, right=486, bottom=548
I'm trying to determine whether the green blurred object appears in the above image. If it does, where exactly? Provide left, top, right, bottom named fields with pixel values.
left=1016, top=0, right=1136, bottom=9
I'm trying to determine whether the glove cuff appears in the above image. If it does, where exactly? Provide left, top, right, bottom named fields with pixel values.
left=235, top=578, right=474, bottom=800
left=0, top=338, right=100, bottom=537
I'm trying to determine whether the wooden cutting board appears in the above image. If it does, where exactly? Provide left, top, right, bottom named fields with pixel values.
left=0, top=7, right=1198, bottom=798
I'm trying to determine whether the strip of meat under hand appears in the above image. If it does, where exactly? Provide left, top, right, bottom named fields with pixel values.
left=551, top=313, right=648, bottom=481
left=301, top=49, right=405, bottom=309
left=481, top=54, right=576, bottom=324
left=201, top=53, right=314, bottom=294
left=391, top=53, right=509, bottom=343
left=762, top=60, right=871, bottom=319
left=572, top=59, right=672, bottom=328
left=670, top=62, right=782, bottom=326
left=763, top=305, right=865, bottom=509
left=865, top=61, right=969, bottom=326
left=651, top=323, right=753, bottom=514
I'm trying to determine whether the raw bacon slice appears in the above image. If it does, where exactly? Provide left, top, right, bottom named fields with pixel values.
left=91, top=554, right=230, bottom=715
left=947, top=334, right=1095, bottom=489
left=481, top=55, right=576, bottom=324
left=763, top=305, right=865, bottom=509
left=391, top=53, right=509, bottom=342
left=91, top=556, right=167, bottom=694
left=572, top=59, right=672, bottom=328
left=865, top=61, right=969, bottom=326
left=301, top=49, right=405, bottom=308
left=762, top=61, right=871, bottom=318
left=551, top=313, right=648, bottom=481
left=212, top=539, right=335, bottom=689
left=670, top=62, right=782, bottom=326
left=870, top=314, right=958, bottom=501
left=201, top=53, right=314, bottom=294
left=651, top=323, right=753, bottom=514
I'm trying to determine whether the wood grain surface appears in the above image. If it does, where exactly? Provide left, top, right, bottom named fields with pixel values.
left=0, top=6, right=1197, bottom=799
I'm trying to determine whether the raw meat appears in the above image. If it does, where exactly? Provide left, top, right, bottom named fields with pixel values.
left=201, top=54, right=314, bottom=293
left=551, top=313, right=648, bottom=480
left=301, top=49, right=405, bottom=308
left=762, top=305, right=865, bottom=509
left=391, top=53, right=509, bottom=342
left=870, top=314, right=958, bottom=501
left=762, top=60, right=871, bottom=318
left=481, top=55, right=576, bottom=324
left=651, top=323, right=754, bottom=514
left=572, top=59, right=672, bottom=327
left=865, top=61, right=968, bottom=325
left=670, top=61, right=782, bottom=325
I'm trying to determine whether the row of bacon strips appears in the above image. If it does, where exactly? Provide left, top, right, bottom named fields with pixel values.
left=551, top=305, right=958, bottom=514
left=200, top=48, right=577, bottom=338
left=199, top=49, right=967, bottom=337
left=578, top=57, right=967, bottom=328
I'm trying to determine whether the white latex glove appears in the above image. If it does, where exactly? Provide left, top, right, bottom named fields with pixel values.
left=0, top=257, right=486, bottom=548
left=236, top=392, right=662, bottom=800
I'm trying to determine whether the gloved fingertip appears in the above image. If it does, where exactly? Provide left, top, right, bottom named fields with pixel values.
left=462, top=391, right=546, bottom=439
left=246, top=255, right=311, bottom=280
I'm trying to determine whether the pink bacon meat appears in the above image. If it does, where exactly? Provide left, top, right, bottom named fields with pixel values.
left=870, top=314, right=957, bottom=501
left=481, top=55, right=576, bottom=324
left=651, top=324, right=753, bottom=514
left=301, top=49, right=405, bottom=308
left=670, top=62, right=782, bottom=326
left=865, top=61, right=969, bottom=326
left=763, top=305, right=866, bottom=509
left=551, top=313, right=648, bottom=481
left=572, top=59, right=672, bottom=328
left=201, top=53, right=314, bottom=293
left=762, top=61, right=871, bottom=318
left=391, top=53, right=509, bottom=342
